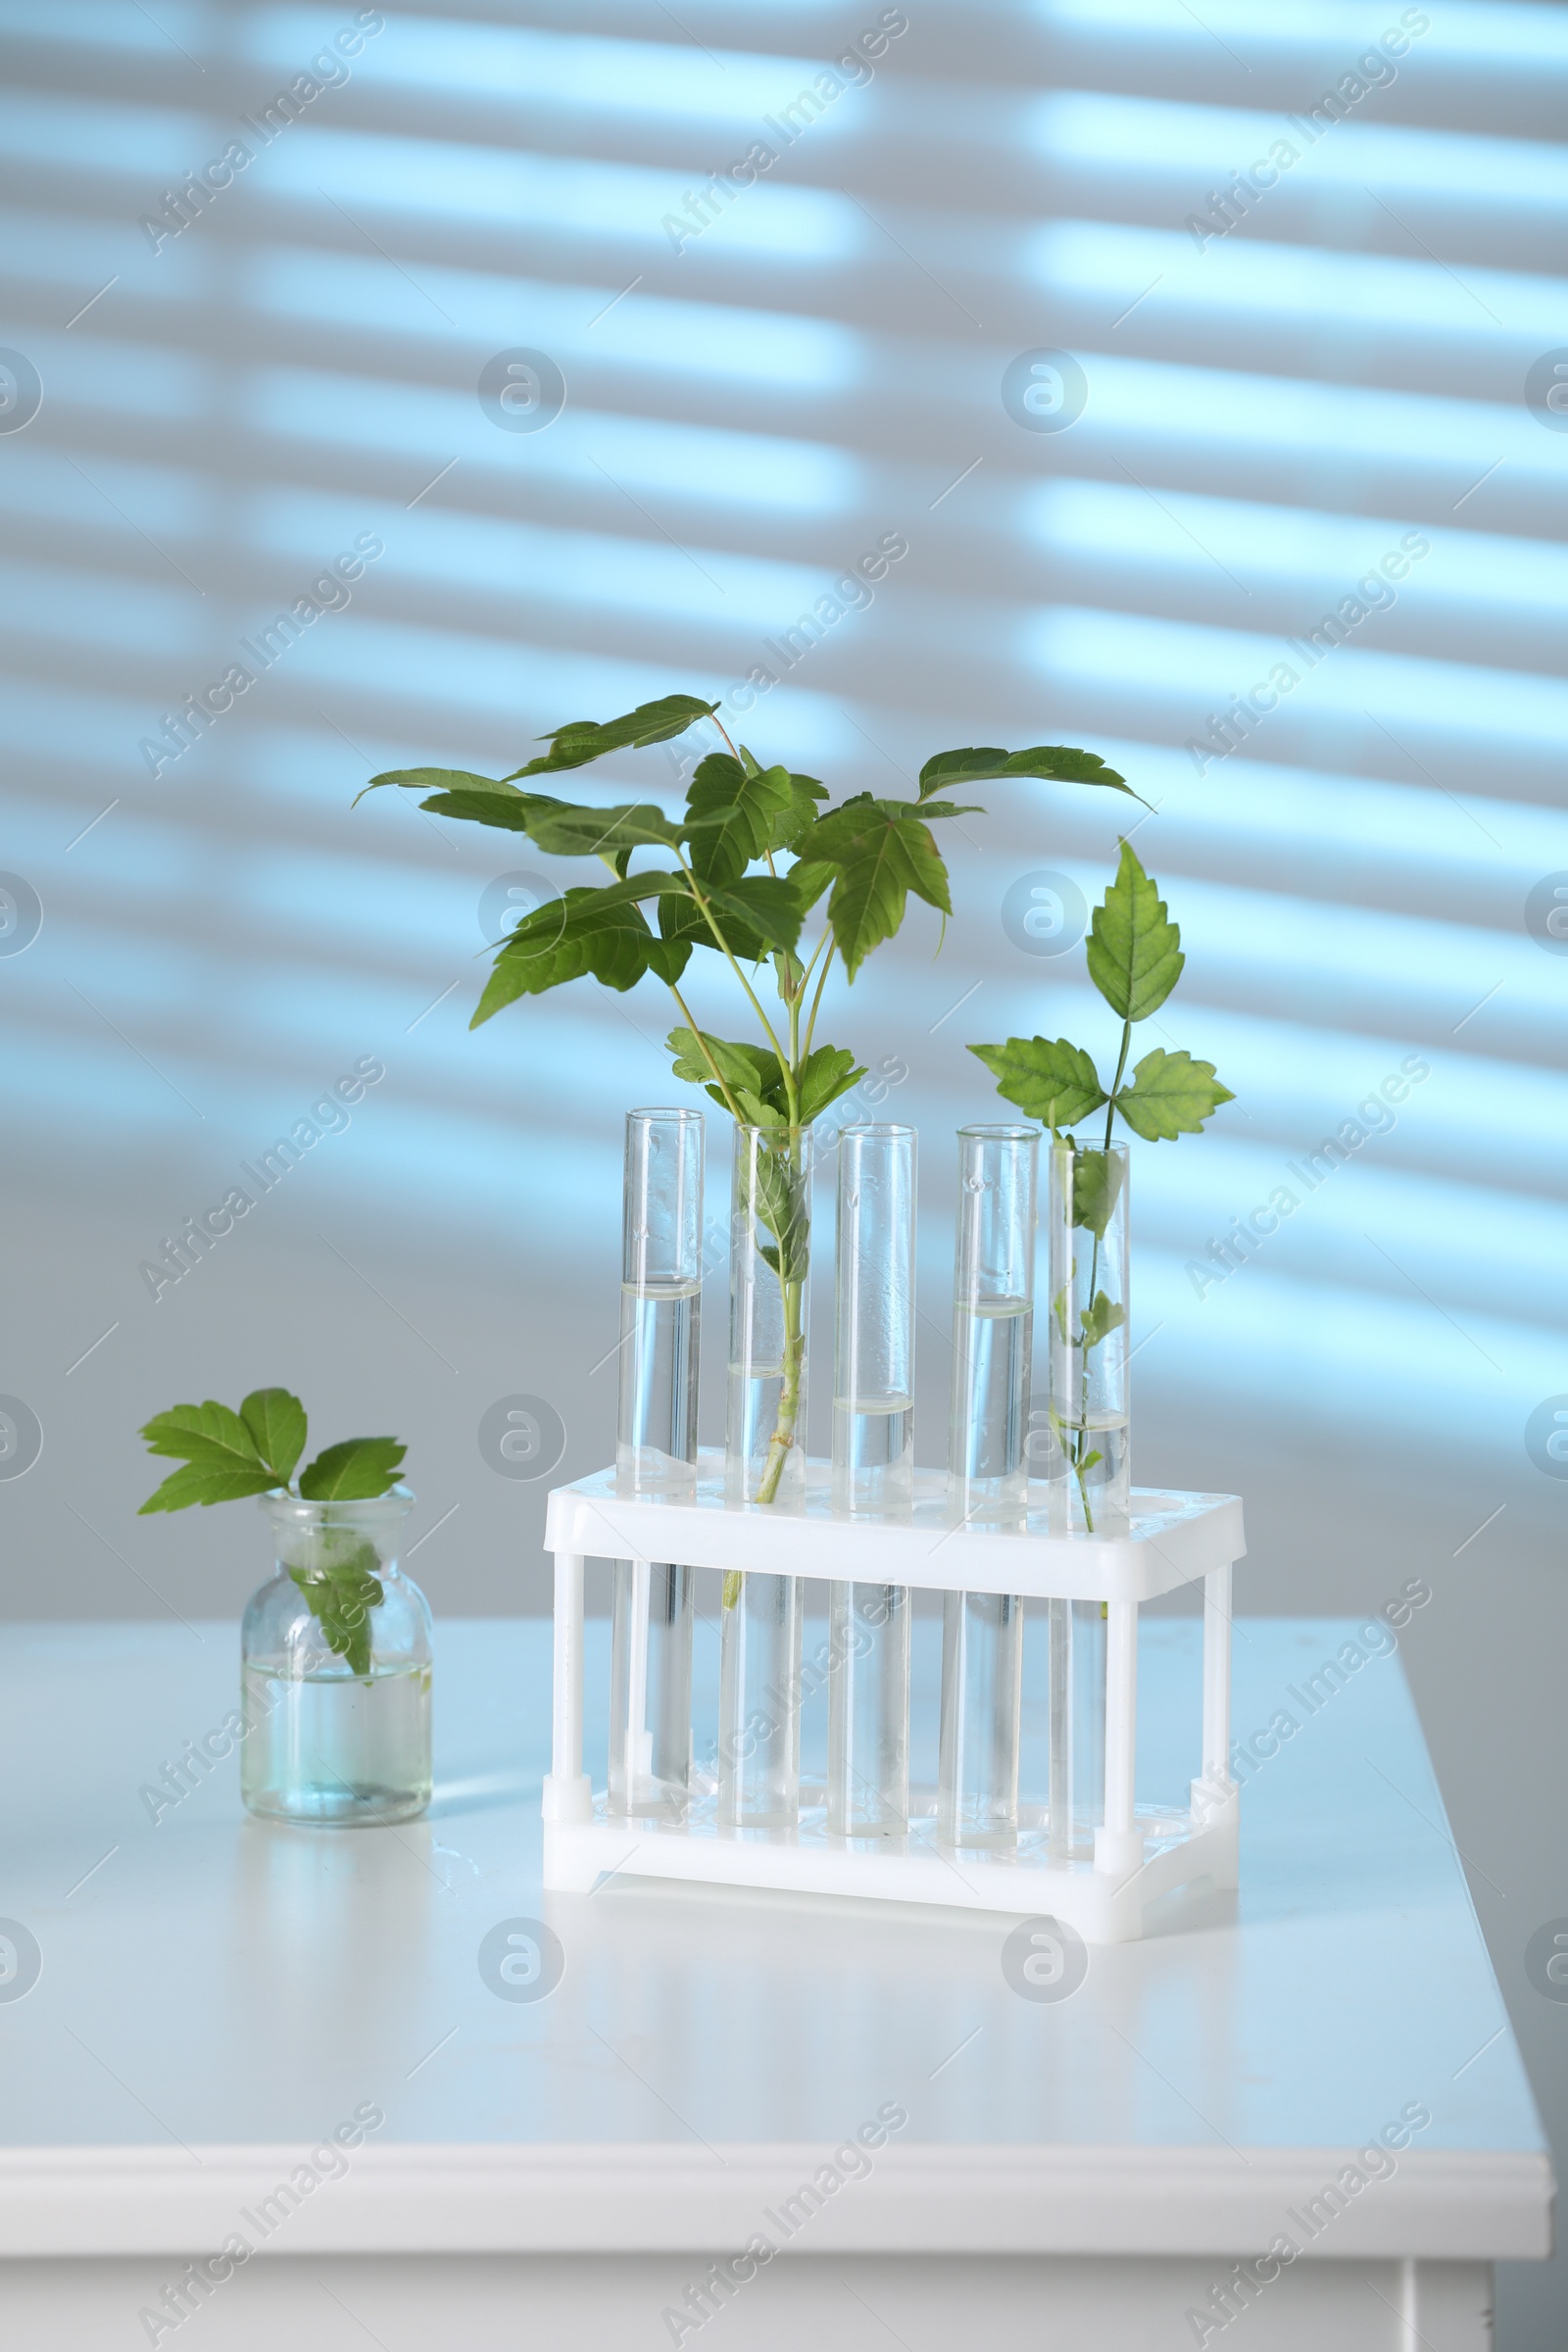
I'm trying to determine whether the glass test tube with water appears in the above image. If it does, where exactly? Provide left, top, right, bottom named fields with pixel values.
left=718, top=1123, right=812, bottom=1829
left=609, top=1106, right=703, bottom=1821
left=940, top=1125, right=1036, bottom=1846
left=828, top=1123, right=915, bottom=1838
left=1048, top=1136, right=1130, bottom=1532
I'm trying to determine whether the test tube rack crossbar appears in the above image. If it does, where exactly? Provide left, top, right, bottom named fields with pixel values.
left=542, top=1451, right=1244, bottom=1944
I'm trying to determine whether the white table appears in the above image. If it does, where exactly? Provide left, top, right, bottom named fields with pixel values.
left=0, top=1617, right=1551, bottom=2350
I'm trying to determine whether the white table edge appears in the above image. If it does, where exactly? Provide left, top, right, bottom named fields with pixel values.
left=0, top=2142, right=1550, bottom=2260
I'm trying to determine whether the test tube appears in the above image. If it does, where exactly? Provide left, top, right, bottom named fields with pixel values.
left=827, top=1125, right=914, bottom=1838
left=939, top=1125, right=1036, bottom=1845
left=717, top=1123, right=812, bottom=1829
left=609, top=1107, right=703, bottom=1821
left=1047, top=1136, right=1130, bottom=1532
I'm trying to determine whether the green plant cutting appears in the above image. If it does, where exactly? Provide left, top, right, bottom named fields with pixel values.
left=969, top=840, right=1233, bottom=1527
left=361, top=692, right=1143, bottom=1506
left=137, top=1389, right=406, bottom=1674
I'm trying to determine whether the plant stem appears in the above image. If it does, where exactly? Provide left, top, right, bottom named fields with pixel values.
left=1069, top=1018, right=1133, bottom=1532
left=743, top=1123, right=808, bottom=1512
left=666, top=981, right=746, bottom=1123
left=802, top=938, right=836, bottom=1060
left=1102, top=1018, right=1132, bottom=1154
left=676, top=853, right=795, bottom=1104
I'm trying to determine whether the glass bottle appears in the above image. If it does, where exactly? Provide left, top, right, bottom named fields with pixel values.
left=1048, top=1136, right=1130, bottom=1533
left=610, top=1106, right=704, bottom=1821
left=940, top=1124, right=1036, bottom=1845
left=827, top=1123, right=914, bottom=1838
left=241, top=1490, right=432, bottom=1827
left=718, top=1123, right=811, bottom=1829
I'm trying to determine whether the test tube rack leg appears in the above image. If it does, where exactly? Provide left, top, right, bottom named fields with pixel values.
left=541, top=1452, right=1242, bottom=1945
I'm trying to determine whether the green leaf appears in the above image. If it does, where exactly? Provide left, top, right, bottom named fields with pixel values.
left=784, top=858, right=834, bottom=912
left=1080, top=1290, right=1127, bottom=1351
left=733, top=1089, right=786, bottom=1128
left=506, top=695, right=718, bottom=779
left=1086, top=840, right=1184, bottom=1022
left=657, top=889, right=764, bottom=966
left=240, top=1389, right=307, bottom=1487
left=765, top=768, right=830, bottom=854
left=701, top=875, right=805, bottom=955
left=490, top=867, right=685, bottom=945
left=682, top=754, right=795, bottom=884
left=739, top=1129, right=812, bottom=1286
left=357, top=765, right=515, bottom=807
left=522, top=802, right=685, bottom=860
left=1113, top=1047, right=1233, bottom=1141
left=418, top=787, right=554, bottom=835
left=139, top=1399, right=269, bottom=1474
left=1066, top=1147, right=1124, bottom=1240
left=915, top=744, right=1147, bottom=807
left=969, top=1037, right=1106, bottom=1130
left=805, top=798, right=952, bottom=980
left=665, top=1027, right=786, bottom=1117
left=289, top=1540, right=384, bottom=1678
left=795, top=1045, right=866, bottom=1125
left=137, top=1461, right=276, bottom=1515
left=471, top=888, right=689, bottom=1022
left=298, top=1437, right=407, bottom=1502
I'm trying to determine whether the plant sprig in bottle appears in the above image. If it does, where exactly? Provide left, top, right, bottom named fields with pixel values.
left=137, top=1388, right=406, bottom=1674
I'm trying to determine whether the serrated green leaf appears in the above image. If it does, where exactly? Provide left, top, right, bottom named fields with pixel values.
left=240, top=1389, right=307, bottom=1487
left=969, top=1037, right=1106, bottom=1130
left=784, top=858, right=834, bottom=912
left=505, top=695, right=718, bottom=779
left=682, top=753, right=795, bottom=884
left=139, top=1399, right=268, bottom=1474
left=796, top=1045, right=866, bottom=1125
left=665, top=1027, right=785, bottom=1114
left=805, top=798, right=952, bottom=980
left=737, top=1129, right=812, bottom=1286
left=658, top=888, right=765, bottom=966
left=472, top=888, right=689, bottom=1023
left=767, top=768, right=830, bottom=854
left=137, top=1460, right=277, bottom=1515
left=1080, top=1290, right=1127, bottom=1350
left=914, top=744, right=1146, bottom=806
left=701, top=875, right=805, bottom=955
left=356, top=765, right=515, bottom=808
left=1065, top=1146, right=1124, bottom=1240
left=1086, top=840, right=1185, bottom=1022
left=298, top=1436, right=407, bottom=1502
left=491, top=867, right=684, bottom=951
left=1113, top=1047, right=1234, bottom=1141
left=418, top=787, right=555, bottom=835
left=523, top=802, right=685, bottom=860
left=289, top=1539, right=384, bottom=1677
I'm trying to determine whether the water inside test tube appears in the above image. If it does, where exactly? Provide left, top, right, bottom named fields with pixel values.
left=950, top=1294, right=1031, bottom=1510
left=831, top=1392, right=914, bottom=1514
left=617, top=1275, right=700, bottom=1488
left=1060, top=1409, right=1130, bottom=1519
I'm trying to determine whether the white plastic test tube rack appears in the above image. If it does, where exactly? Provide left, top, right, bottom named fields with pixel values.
left=543, top=1452, right=1244, bottom=1944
